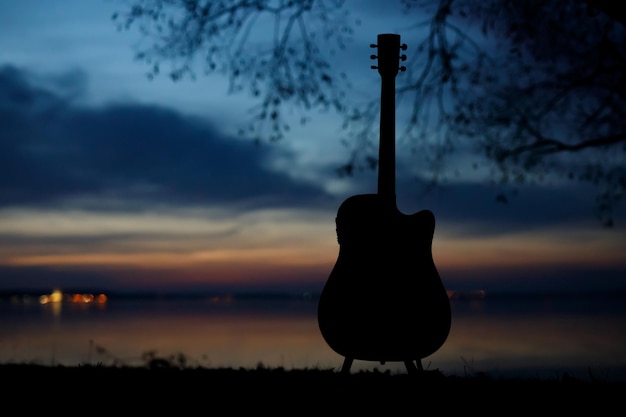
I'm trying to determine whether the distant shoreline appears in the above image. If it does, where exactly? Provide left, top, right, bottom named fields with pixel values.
left=2, top=288, right=625, bottom=302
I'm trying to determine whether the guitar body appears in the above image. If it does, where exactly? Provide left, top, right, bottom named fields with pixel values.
left=317, top=34, right=451, bottom=368
left=317, top=193, right=451, bottom=362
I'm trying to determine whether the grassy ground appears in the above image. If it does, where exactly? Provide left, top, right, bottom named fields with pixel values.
left=2, top=363, right=624, bottom=413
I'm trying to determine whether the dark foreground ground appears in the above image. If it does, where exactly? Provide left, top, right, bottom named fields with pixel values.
left=2, top=364, right=624, bottom=413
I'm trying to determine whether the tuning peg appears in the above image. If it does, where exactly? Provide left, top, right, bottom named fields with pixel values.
left=400, top=66, right=406, bottom=72
left=370, top=54, right=377, bottom=60
left=401, top=43, right=407, bottom=50
left=371, top=65, right=378, bottom=70
left=401, top=54, right=407, bottom=61
left=370, top=43, right=377, bottom=48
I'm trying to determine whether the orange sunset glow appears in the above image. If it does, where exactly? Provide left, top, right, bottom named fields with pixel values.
left=2, top=207, right=623, bottom=292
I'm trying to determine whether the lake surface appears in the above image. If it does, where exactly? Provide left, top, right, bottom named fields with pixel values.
left=2, top=291, right=625, bottom=382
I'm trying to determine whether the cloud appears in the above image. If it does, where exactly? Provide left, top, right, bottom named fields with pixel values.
left=1, top=63, right=622, bottom=235
left=0, top=64, right=332, bottom=212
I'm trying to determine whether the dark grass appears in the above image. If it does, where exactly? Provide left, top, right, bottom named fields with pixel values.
left=2, top=363, right=624, bottom=412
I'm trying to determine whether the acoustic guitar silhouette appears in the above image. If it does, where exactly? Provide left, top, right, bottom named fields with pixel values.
left=317, top=33, right=451, bottom=374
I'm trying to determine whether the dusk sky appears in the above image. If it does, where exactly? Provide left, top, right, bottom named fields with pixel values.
left=1, top=0, right=624, bottom=296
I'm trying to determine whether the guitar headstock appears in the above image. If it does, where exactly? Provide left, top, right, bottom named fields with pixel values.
left=370, top=33, right=407, bottom=78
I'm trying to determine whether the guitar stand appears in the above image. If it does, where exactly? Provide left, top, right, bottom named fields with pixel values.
left=340, top=357, right=424, bottom=374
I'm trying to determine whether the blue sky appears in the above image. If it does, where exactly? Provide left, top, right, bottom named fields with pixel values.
left=0, top=0, right=624, bottom=295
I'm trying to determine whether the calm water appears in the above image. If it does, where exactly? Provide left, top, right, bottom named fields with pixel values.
left=2, top=291, right=625, bottom=381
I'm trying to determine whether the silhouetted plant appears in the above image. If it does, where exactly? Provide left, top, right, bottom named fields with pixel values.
left=92, top=341, right=127, bottom=367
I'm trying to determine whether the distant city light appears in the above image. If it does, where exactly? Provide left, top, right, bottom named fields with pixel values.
left=38, top=289, right=107, bottom=305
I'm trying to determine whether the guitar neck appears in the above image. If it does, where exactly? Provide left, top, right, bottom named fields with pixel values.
left=372, top=33, right=404, bottom=205
left=377, top=71, right=396, bottom=201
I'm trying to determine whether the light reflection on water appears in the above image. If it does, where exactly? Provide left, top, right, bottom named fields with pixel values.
left=2, top=292, right=625, bottom=381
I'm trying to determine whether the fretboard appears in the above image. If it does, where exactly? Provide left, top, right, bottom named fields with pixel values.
left=377, top=40, right=398, bottom=203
